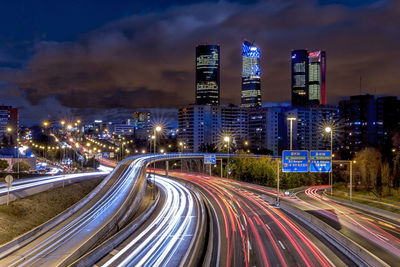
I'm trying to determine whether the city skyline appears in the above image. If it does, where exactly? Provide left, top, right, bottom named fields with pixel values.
left=0, top=0, right=399, bottom=125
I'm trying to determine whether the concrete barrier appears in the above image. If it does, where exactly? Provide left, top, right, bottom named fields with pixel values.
left=323, top=192, right=400, bottom=222
left=179, top=188, right=207, bottom=267
left=70, top=188, right=160, bottom=267
left=0, top=169, right=115, bottom=259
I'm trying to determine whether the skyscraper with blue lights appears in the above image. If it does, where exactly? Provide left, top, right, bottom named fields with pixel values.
left=195, top=45, right=220, bottom=106
left=241, top=41, right=261, bottom=108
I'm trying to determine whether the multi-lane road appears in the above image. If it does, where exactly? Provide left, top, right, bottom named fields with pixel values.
left=96, top=175, right=204, bottom=266
left=2, top=153, right=400, bottom=266
left=295, top=186, right=400, bottom=266
left=165, top=170, right=355, bottom=266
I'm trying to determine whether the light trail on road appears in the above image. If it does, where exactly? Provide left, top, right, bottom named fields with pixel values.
left=300, top=186, right=400, bottom=263
left=165, top=170, right=346, bottom=266
left=101, top=175, right=199, bottom=267
left=0, top=170, right=109, bottom=196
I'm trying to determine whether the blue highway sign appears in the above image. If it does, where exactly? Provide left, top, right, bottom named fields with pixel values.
left=310, top=150, right=332, bottom=172
left=204, top=154, right=216, bottom=164
left=282, top=150, right=309, bottom=172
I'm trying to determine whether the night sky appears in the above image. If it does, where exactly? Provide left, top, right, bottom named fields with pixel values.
left=0, top=0, right=399, bottom=125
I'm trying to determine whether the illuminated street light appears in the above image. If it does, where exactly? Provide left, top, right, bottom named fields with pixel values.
left=67, top=124, right=72, bottom=130
left=287, top=117, right=297, bottom=150
left=43, top=121, right=49, bottom=127
left=325, top=126, right=334, bottom=195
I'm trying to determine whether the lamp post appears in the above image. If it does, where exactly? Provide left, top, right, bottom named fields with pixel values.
left=277, top=159, right=280, bottom=205
left=153, top=125, right=162, bottom=200
left=224, top=136, right=230, bottom=177
left=325, top=126, right=333, bottom=195
left=287, top=117, right=296, bottom=150
left=179, top=141, right=183, bottom=172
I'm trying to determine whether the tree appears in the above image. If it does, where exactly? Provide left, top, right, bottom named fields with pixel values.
left=12, top=161, right=31, bottom=172
left=0, top=159, right=9, bottom=171
left=354, top=148, right=382, bottom=190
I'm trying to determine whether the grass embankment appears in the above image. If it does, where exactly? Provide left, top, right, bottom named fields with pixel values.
left=0, top=179, right=100, bottom=244
left=332, top=184, right=400, bottom=215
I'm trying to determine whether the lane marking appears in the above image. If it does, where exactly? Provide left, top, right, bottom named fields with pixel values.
left=278, top=240, right=285, bottom=250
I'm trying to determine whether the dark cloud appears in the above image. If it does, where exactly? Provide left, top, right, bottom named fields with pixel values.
left=1, top=0, right=399, bottom=112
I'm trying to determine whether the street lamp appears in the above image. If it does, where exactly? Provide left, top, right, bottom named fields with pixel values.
left=152, top=125, right=162, bottom=200
left=224, top=136, right=230, bottom=177
left=325, top=126, right=333, bottom=195
left=179, top=141, right=184, bottom=172
left=287, top=117, right=297, bottom=150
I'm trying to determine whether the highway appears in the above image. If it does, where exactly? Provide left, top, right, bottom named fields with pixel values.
left=0, top=157, right=145, bottom=266
left=165, top=170, right=354, bottom=266
left=294, top=186, right=400, bottom=265
left=96, top=175, right=204, bottom=266
left=0, top=153, right=213, bottom=266
left=0, top=169, right=110, bottom=196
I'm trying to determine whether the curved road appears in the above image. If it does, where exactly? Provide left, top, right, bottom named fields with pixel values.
left=96, top=175, right=204, bottom=266
left=166, top=171, right=354, bottom=266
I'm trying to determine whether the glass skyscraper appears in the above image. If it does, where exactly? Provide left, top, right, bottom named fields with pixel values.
left=291, top=49, right=309, bottom=106
left=195, top=45, right=220, bottom=105
left=308, top=50, right=326, bottom=105
left=241, top=41, right=261, bottom=108
left=291, top=49, right=326, bottom=106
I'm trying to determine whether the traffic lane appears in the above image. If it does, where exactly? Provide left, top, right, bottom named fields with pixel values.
left=98, top=176, right=200, bottom=267
left=295, top=188, right=400, bottom=265
left=224, top=185, right=338, bottom=267
left=301, top=187, right=400, bottom=244
left=185, top=177, right=245, bottom=267
left=0, top=160, right=133, bottom=267
left=177, top=175, right=340, bottom=267
left=95, top=181, right=168, bottom=266
left=221, top=182, right=355, bottom=266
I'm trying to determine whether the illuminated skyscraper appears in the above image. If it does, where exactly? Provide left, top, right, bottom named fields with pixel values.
left=241, top=41, right=261, bottom=108
left=195, top=45, right=220, bottom=105
left=291, top=49, right=309, bottom=106
left=308, top=50, right=326, bottom=105
left=291, top=49, right=326, bottom=106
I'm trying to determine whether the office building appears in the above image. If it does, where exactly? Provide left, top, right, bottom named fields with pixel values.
left=178, top=105, right=221, bottom=152
left=376, top=96, right=400, bottom=151
left=248, top=107, right=285, bottom=155
left=285, top=106, right=339, bottom=151
left=339, top=94, right=400, bottom=158
left=339, top=94, right=377, bottom=157
left=195, top=45, right=220, bottom=105
left=241, top=41, right=261, bottom=108
left=132, top=112, right=151, bottom=130
left=291, top=49, right=326, bottom=106
left=0, top=106, right=18, bottom=147
left=308, top=50, right=326, bottom=105
left=221, top=105, right=248, bottom=141
left=291, top=49, right=309, bottom=106
left=178, top=104, right=249, bottom=152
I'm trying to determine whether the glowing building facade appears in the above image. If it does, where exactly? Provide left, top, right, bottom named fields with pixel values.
left=195, top=45, right=220, bottom=105
left=291, top=49, right=309, bottom=106
left=308, top=50, right=326, bottom=105
left=291, top=49, right=326, bottom=106
left=241, top=41, right=261, bottom=108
